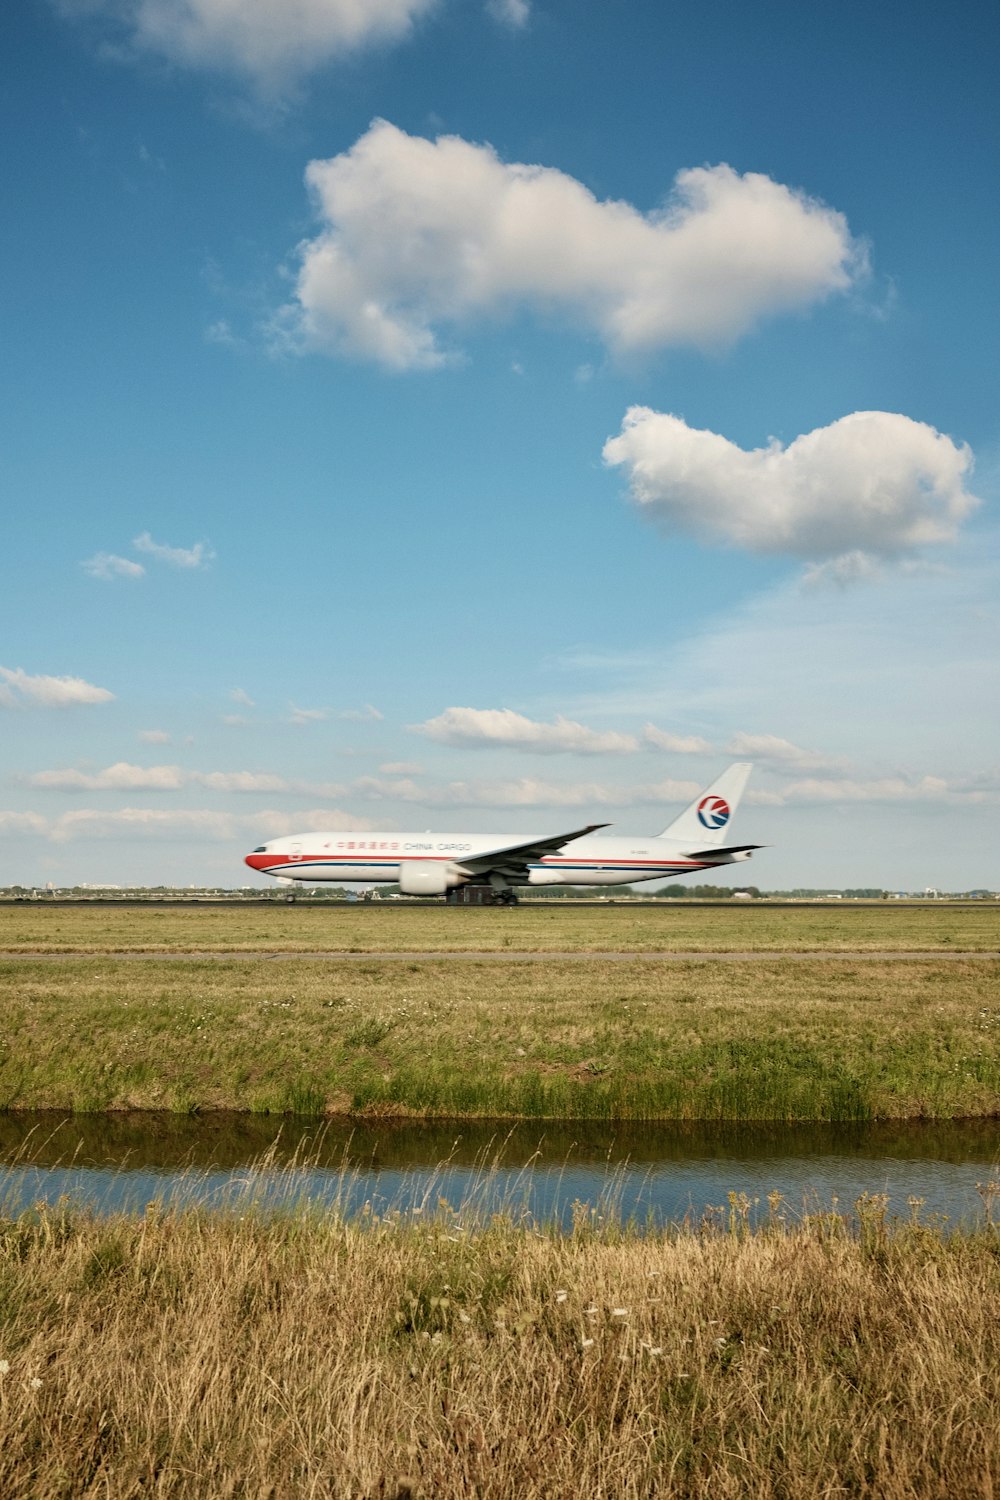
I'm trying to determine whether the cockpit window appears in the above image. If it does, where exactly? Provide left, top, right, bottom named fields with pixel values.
left=253, top=846, right=268, bottom=853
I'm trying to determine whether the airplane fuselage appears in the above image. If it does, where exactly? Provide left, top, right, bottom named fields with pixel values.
left=245, top=828, right=752, bottom=888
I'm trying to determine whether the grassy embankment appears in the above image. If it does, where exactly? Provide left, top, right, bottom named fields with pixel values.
left=3, top=953, right=999, bottom=1119
left=2, top=900, right=998, bottom=952
left=1, top=1192, right=999, bottom=1497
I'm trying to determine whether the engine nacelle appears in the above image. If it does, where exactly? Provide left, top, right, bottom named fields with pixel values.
left=398, top=861, right=451, bottom=897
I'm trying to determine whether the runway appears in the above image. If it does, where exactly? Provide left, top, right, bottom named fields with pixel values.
left=1, top=950, right=996, bottom=963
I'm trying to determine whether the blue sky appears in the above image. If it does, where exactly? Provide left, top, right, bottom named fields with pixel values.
left=2, top=0, right=998, bottom=889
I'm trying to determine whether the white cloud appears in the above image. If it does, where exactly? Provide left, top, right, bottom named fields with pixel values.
left=133, top=531, right=214, bottom=569
left=0, top=811, right=49, bottom=835
left=604, top=409, right=979, bottom=571
left=58, top=0, right=437, bottom=98
left=30, top=762, right=185, bottom=791
left=411, top=706, right=639, bottom=754
left=138, top=728, right=171, bottom=744
left=282, top=120, right=860, bottom=370
left=205, top=319, right=243, bottom=348
left=0, top=667, right=114, bottom=708
left=230, top=687, right=255, bottom=707
left=339, top=703, right=383, bottom=722
left=725, top=732, right=850, bottom=773
left=289, top=703, right=330, bottom=725
left=27, top=760, right=348, bottom=798
left=379, top=761, right=423, bottom=775
left=193, top=770, right=291, bottom=793
left=487, top=0, right=529, bottom=27
left=0, top=804, right=386, bottom=844
left=643, top=725, right=714, bottom=754
left=46, top=807, right=240, bottom=842
left=81, top=552, right=146, bottom=580
left=252, top=807, right=385, bottom=835
left=351, top=773, right=702, bottom=809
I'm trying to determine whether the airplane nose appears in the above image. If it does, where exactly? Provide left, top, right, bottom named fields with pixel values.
left=245, top=852, right=271, bottom=871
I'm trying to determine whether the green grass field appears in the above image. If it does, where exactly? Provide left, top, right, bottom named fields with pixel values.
left=1, top=899, right=997, bottom=952
left=2, top=952, right=998, bottom=1119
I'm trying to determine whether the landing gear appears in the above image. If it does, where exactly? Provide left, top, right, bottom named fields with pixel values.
left=446, top=885, right=519, bottom=906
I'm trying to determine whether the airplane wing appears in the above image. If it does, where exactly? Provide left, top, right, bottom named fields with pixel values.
left=454, top=824, right=609, bottom=881
left=683, top=844, right=764, bottom=861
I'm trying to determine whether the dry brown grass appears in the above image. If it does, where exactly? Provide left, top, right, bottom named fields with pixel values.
left=1, top=1194, right=999, bottom=1497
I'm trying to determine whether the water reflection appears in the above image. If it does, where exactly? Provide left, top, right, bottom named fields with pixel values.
left=1, top=1112, right=998, bottom=1229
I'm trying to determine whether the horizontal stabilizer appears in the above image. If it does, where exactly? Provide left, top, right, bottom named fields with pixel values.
left=684, top=844, right=763, bottom=861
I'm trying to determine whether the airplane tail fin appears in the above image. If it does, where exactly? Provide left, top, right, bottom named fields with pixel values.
left=656, top=762, right=753, bottom=846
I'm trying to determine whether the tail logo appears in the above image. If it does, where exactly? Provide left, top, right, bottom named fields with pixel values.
left=697, top=795, right=730, bottom=830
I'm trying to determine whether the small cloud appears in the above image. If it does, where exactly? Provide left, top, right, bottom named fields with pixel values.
left=138, top=728, right=171, bottom=744
left=230, top=688, right=255, bottom=707
left=574, top=363, right=594, bottom=384
left=643, top=725, right=714, bottom=754
left=726, top=732, right=850, bottom=774
left=133, top=532, right=215, bottom=569
left=205, top=319, right=246, bottom=350
left=379, top=761, right=423, bottom=775
left=57, top=0, right=437, bottom=102
left=221, top=714, right=249, bottom=727
left=487, top=0, right=531, bottom=26
left=801, top=552, right=882, bottom=590
left=30, top=762, right=184, bottom=791
left=81, top=552, right=145, bottom=581
left=339, top=703, right=383, bottom=722
left=0, top=666, right=114, bottom=709
left=410, top=705, right=638, bottom=754
left=193, top=770, right=290, bottom=793
left=137, top=141, right=166, bottom=172
left=289, top=704, right=330, bottom=725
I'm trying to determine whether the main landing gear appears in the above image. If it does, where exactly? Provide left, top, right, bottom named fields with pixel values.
left=445, top=885, right=519, bottom=906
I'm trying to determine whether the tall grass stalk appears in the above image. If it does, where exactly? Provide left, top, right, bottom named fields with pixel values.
left=1, top=1160, right=1000, bottom=1497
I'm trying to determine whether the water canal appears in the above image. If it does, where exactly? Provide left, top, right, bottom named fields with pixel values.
left=2, top=1113, right=999, bottom=1230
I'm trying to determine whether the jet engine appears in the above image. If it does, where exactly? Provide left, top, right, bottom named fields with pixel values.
left=398, top=861, right=452, bottom=897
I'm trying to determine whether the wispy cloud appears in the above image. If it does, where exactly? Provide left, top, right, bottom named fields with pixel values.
left=0, top=667, right=114, bottom=708
left=230, top=688, right=255, bottom=707
left=486, top=0, right=530, bottom=28
left=30, top=763, right=185, bottom=791
left=288, top=704, right=330, bottom=725
left=27, top=762, right=346, bottom=798
left=726, top=732, right=850, bottom=774
left=133, top=532, right=214, bottom=569
left=340, top=703, right=383, bottom=722
left=643, top=725, right=714, bottom=754
left=411, top=706, right=639, bottom=754
left=138, top=729, right=171, bottom=745
left=81, top=552, right=145, bottom=581
left=0, top=805, right=387, bottom=843
left=55, top=0, right=438, bottom=100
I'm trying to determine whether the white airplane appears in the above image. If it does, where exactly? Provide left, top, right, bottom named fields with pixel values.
left=244, top=763, right=761, bottom=905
